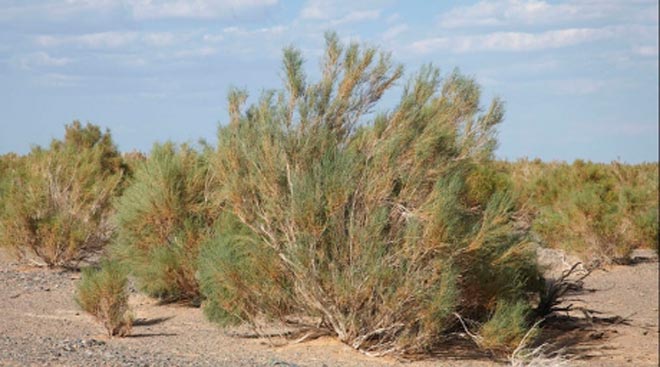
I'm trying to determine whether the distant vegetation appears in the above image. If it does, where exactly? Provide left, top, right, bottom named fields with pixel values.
left=0, top=33, right=656, bottom=356
left=0, top=122, right=127, bottom=268
left=504, top=159, right=658, bottom=262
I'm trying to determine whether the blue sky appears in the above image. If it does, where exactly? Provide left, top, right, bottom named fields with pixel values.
left=0, top=0, right=657, bottom=162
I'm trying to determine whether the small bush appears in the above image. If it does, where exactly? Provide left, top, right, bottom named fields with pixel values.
left=76, top=260, right=133, bottom=337
left=207, top=33, right=542, bottom=356
left=112, top=142, right=218, bottom=303
left=0, top=122, right=126, bottom=268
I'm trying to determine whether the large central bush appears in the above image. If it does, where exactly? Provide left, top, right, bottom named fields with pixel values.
left=203, top=33, right=542, bottom=355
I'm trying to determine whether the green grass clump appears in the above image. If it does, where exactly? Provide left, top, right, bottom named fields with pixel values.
left=0, top=122, right=126, bottom=268
left=506, top=159, right=658, bottom=260
left=206, top=33, right=543, bottom=356
left=479, top=300, right=534, bottom=352
left=76, top=260, right=133, bottom=337
left=112, top=142, right=218, bottom=304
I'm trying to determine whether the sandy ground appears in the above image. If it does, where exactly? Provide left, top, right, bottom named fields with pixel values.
left=550, top=253, right=659, bottom=366
left=0, top=248, right=657, bottom=367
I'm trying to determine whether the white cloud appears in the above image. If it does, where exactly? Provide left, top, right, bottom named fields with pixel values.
left=34, top=72, right=82, bottom=87
left=495, top=77, right=617, bottom=96
left=215, top=26, right=289, bottom=58
left=1, top=0, right=277, bottom=21
left=0, top=1, right=116, bottom=23
left=614, top=122, right=658, bottom=135
left=411, top=27, right=614, bottom=54
left=438, top=0, right=576, bottom=28
left=382, top=24, right=408, bottom=41
left=34, top=32, right=188, bottom=49
left=477, top=58, right=559, bottom=80
left=36, top=32, right=138, bottom=48
left=300, top=0, right=331, bottom=19
left=300, top=0, right=382, bottom=23
left=143, top=33, right=179, bottom=47
left=437, top=0, right=654, bottom=28
left=330, top=10, right=381, bottom=26
left=63, top=0, right=115, bottom=7
left=112, top=55, right=149, bottom=67
left=550, top=78, right=608, bottom=95
left=386, top=13, right=400, bottom=24
left=222, top=25, right=287, bottom=37
left=633, top=45, right=659, bottom=57
left=129, top=0, right=278, bottom=19
left=203, top=34, right=225, bottom=43
left=16, top=52, right=72, bottom=69
left=172, top=47, right=217, bottom=58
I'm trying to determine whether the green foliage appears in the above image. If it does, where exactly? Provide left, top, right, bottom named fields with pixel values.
left=208, top=33, right=542, bottom=355
left=0, top=153, right=23, bottom=215
left=506, top=159, right=659, bottom=260
left=479, top=300, right=533, bottom=352
left=76, top=260, right=132, bottom=337
left=121, top=150, right=147, bottom=175
left=0, top=121, right=125, bottom=268
left=112, top=142, right=218, bottom=303
left=198, top=213, right=292, bottom=326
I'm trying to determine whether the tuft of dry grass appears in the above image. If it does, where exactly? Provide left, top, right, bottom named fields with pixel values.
left=509, top=343, right=571, bottom=367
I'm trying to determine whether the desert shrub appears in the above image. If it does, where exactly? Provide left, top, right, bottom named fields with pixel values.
left=507, top=159, right=659, bottom=260
left=206, top=33, right=542, bottom=356
left=112, top=142, right=218, bottom=304
left=0, top=122, right=126, bottom=268
left=76, top=260, right=132, bottom=337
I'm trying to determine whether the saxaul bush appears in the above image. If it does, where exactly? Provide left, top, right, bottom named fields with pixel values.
left=112, top=142, right=219, bottom=304
left=202, top=33, right=543, bottom=356
left=76, top=260, right=133, bottom=337
left=0, top=122, right=126, bottom=268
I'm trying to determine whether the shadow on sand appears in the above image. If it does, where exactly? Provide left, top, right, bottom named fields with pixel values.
left=127, top=316, right=178, bottom=338
left=132, top=316, right=175, bottom=327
